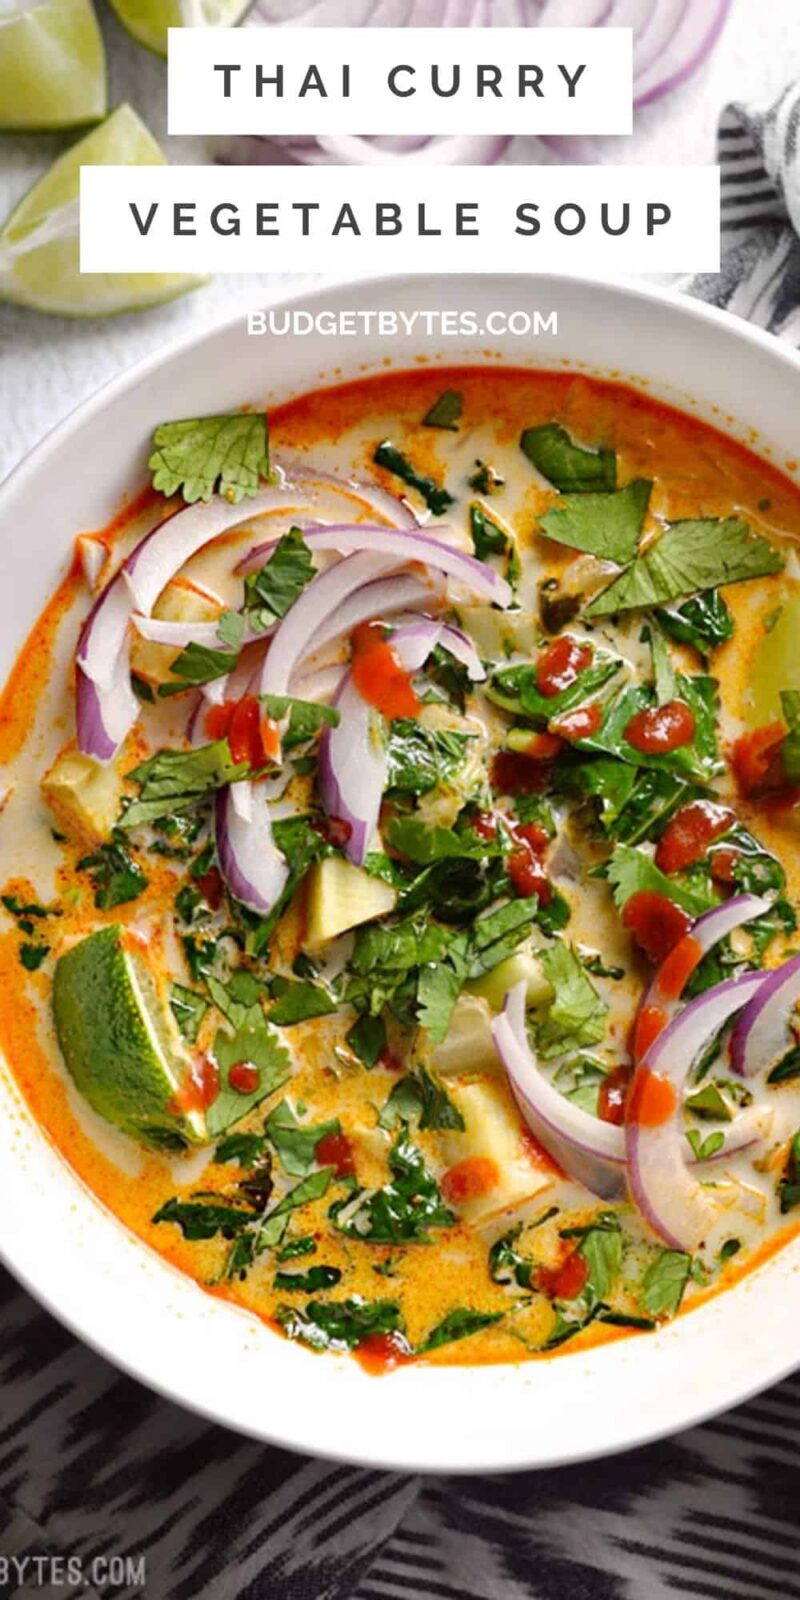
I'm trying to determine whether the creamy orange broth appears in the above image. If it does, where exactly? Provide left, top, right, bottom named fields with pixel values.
left=3, top=366, right=800, bottom=1370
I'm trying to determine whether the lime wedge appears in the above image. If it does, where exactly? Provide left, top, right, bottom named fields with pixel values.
left=53, top=925, right=207, bottom=1148
left=0, top=0, right=106, bottom=132
left=108, top=0, right=252, bottom=60
left=0, top=103, right=205, bottom=317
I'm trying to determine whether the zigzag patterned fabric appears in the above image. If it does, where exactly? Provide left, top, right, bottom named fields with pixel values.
left=4, top=85, right=800, bottom=1600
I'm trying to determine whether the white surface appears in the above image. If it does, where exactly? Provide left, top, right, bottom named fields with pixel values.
left=1, top=0, right=800, bottom=481
left=1, top=272, right=800, bottom=1470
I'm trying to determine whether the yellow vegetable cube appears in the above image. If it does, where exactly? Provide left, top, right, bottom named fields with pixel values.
left=305, top=856, right=396, bottom=948
left=42, top=743, right=125, bottom=846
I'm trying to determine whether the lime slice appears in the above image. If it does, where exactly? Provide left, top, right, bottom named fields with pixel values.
left=0, top=0, right=106, bottom=131
left=53, top=924, right=207, bottom=1147
left=108, top=0, right=252, bottom=60
left=0, top=103, right=205, bottom=316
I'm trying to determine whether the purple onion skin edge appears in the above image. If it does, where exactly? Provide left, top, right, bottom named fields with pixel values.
left=317, top=718, right=369, bottom=868
left=729, top=952, right=800, bottom=1077
left=75, top=669, right=117, bottom=762
left=214, top=790, right=277, bottom=915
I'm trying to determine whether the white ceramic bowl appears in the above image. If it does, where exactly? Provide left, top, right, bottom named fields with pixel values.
left=1, top=274, right=799, bottom=1474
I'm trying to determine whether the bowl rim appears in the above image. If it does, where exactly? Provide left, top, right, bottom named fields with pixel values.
left=2, top=270, right=800, bottom=1475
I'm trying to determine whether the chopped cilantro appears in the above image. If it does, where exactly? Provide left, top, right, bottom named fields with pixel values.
left=149, top=412, right=269, bottom=505
left=521, top=423, right=616, bottom=494
left=374, top=440, right=454, bottom=517
left=243, top=528, right=315, bottom=625
left=77, top=835, right=148, bottom=910
left=585, top=519, right=782, bottom=618
left=422, top=389, right=463, bottom=430
left=538, top=478, right=651, bottom=565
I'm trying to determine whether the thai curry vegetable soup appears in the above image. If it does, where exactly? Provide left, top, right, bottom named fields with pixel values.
left=4, top=366, right=800, bottom=1373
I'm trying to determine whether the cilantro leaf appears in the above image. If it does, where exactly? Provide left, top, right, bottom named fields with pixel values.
left=604, top=842, right=714, bottom=918
left=243, top=528, right=315, bottom=624
left=535, top=943, right=609, bottom=1059
left=521, top=423, right=616, bottom=494
left=538, top=478, right=650, bottom=564
left=374, top=440, right=454, bottom=517
left=273, top=1264, right=342, bottom=1294
left=77, top=835, right=148, bottom=910
left=159, top=641, right=239, bottom=696
left=268, top=979, right=337, bottom=1026
left=277, top=1296, right=405, bottom=1352
left=260, top=693, right=339, bottom=751
left=779, top=1129, right=800, bottom=1214
left=418, top=1308, right=503, bottom=1353
left=378, top=1069, right=465, bottom=1132
left=488, top=648, right=621, bottom=725
left=385, top=817, right=498, bottom=866
left=639, top=1249, right=691, bottom=1318
left=385, top=721, right=471, bottom=795
left=330, top=1134, right=455, bottom=1244
left=585, top=519, right=783, bottom=618
left=346, top=1011, right=387, bottom=1068
left=149, top=413, right=269, bottom=505
left=470, top=503, right=508, bottom=561
left=206, top=1009, right=292, bottom=1136
left=120, top=742, right=248, bottom=830
left=225, top=1167, right=334, bottom=1279
left=265, top=1099, right=340, bottom=1177
left=153, top=1197, right=255, bottom=1241
left=422, top=389, right=463, bottom=430
left=656, top=590, right=734, bottom=656
left=20, top=942, right=49, bottom=970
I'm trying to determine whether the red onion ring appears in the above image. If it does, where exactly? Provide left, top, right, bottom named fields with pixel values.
left=730, top=953, right=800, bottom=1080
left=318, top=672, right=388, bottom=866
left=634, top=893, right=772, bottom=1061
left=240, top=525, right=512, bottom=608
left=627, top=970, right=766, bottom=1251
left=214, top=782, right=289, bottom=914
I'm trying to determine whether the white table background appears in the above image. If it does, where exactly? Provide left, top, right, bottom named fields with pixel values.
left=1, top=0, right=799, bottom=484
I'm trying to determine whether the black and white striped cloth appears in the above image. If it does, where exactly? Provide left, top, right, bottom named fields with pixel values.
left=5, top=85, right=800, bottom=1600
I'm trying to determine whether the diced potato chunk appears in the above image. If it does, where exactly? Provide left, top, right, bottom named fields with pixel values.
left=440, top=1076, right=555, bottom=1223
left=431, top=992, right=501, bottom=1078
left=305, top=856, right=396, bottom=948
left=130, top=576, right=223, bottom=687
left=455, top=606, right=538, bottom=659
left=42, top=743, right=125, bottom=846
left=467, top=951, right=553, bottom=1013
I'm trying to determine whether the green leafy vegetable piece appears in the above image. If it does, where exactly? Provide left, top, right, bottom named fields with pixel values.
left=260, top=693, right=339, bottom=751
left=20, top=942, right=49, bottom=970
left=418, top=1308, right=503, bottom=1353
left=686, top=1128, right=725, bottom=1161
left=648, top=620, right=677, bottom=705
left=422, top=389, right=463, bottom=430
left=470, top=503, right=508, bottom=561
left=273, top=1265, right=342, bottom=1293
left=153, top=1197, right=256, bottom=1241
left=215, top=1131, right=266, bottom=1166
left=265, top=1099, right=340, bottom=1177
left=779, top=689, right=800, bottom=784
left=226, top=1167, right=335, bottom=1279
left=159, top=641, right=239, bottom=697
left=768, top=1046, right=800, bottom=1085
left=378, top=1069, right=465, bottom=1132
left=277, top=1295, right=405, bottom=1352
left=268, top=980, right=337, bottom=1026
left=330, top=1134, right=455, bottom=1244
left=170, top=982, right=208, bottom=1043
left=604, top=842, right=714, bottom=918
left=149, top=413, right=269, bottom=505
left=120, top=742, right=248, bottom=830
left=385, top=721, right=471, bottom=795
left=77, top=836, right=148, bottom=910
left=521, top=423, right=616, bottom=494
left=535, top=943, right=609, bottom=1059
left=426, top=643, right=472, bottom=713
left=206, top=1009, right=292, bottom=1137
left=385, top=817, right=498, bottom=867
left=538, top=478, right=650, bottom=564
left=468, top=460, right=504, bottom=495
left=276, top=1235, right=317, bottom=1262
left=346, top=1011, right=387, bottom=1068
left=639, top=1249, right=691, bottom=1318
left=243, top=528, right=315, bottom=625
left=779, top=1130, right=800, bottom=1214
left=487, top=650, right=621, bottom=725
left=489, top=1222, right=537, bottom=1289
left=656, top=590, right=734, bottom=656
left=374, top=440, right=454, bottom=516
left=585, top=519, right=783, bottom=618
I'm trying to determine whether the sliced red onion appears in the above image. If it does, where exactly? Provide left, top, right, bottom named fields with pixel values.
left=634, top=0, right=732, bottom=106
left=318, top=672, right=387, bottom=867
left=635, top=893, right=773, bottom=1061
left=292, top=665, right=347, bottom=704
left=75, top=661, right=140, bottom=764
left=294, top=570, right=445, bottom=677
left=214, top=783, right=289, bottom=914
left=241, top=526, right=512, bottom=608
left=260, top=551, right=398, bottom=700
left=315, top=133, right=511, bottom=166
left=76, top=534, right=108, bottom=590
left=391, top=619, right=485, bottom=682
left=131, top=613, right=276, bottom=649
left=284, top=460, right=419, bottom=528
left=493, top=982, right=626, bottom=1201
left=627, top=970, right=766, bottom=1251
left=730, top=953, right=800, bottom=1079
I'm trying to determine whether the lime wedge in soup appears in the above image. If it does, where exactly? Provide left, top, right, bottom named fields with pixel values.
left=53, top=925, right=207, bottom=1148
left=0, top=0, right=106, bottom=131
left=0, top=103, right=205, bottom=316
left=108, top=0, right=252, bottom=58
